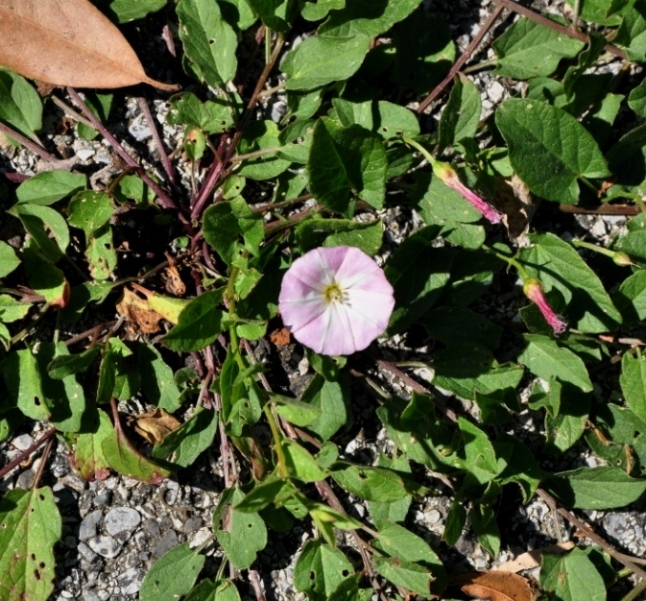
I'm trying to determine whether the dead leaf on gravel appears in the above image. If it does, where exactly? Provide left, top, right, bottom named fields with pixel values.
left=0, top=0, right=177, bottom=91
left=116, top=288, right=162, bottom=334
left=164, top=264, right=186, bottom=296
left=131, top=408, right=181, bottom=445
left=452, top=570, right=535, bottom=601
left=496, top=175, right=537, bottom=242
left=270, top=327, right=291, bottom=347
left=496, top=542, right=575, bottom=573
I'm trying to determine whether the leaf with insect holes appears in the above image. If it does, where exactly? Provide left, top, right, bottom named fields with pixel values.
left=0, top=0, right=176, bottom=90
left=0, top=487, right=62, bottom=601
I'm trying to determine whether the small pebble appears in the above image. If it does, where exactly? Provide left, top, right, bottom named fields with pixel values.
left=152, top=529, right=179, bottom=558
left=117, top=567, right=144, bottom=595
left=79, top=510, right=103, bottom=541
left=87, top=535, right=122, bottom=559
left=105, top=507, right=141, bottom=536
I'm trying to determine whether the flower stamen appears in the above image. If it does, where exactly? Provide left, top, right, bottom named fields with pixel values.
left=324, top=283, right=346, bottom=304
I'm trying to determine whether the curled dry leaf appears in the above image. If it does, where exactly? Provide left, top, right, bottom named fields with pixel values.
left=495, top=541, right=575, bottom=574
left=270, top=327, right=291, bottom=347
left=116, top=288, right=163, bottom=334
left=131, top=408, right=181, bottom=445
left=451, top=570, right=535, bottom=601
left=0, top=0, right=177, bottom=91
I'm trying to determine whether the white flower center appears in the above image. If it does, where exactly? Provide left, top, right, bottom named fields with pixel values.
left=323, top=282, right=347, bottom=304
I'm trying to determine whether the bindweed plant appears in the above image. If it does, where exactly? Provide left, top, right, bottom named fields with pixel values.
left=1, top=0, right=646, bottom=600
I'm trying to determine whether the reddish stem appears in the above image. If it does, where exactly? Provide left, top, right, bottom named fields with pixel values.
left=417, top=4, right=505, bottom=113
left=0, top=428, right=56, bottom=480
left=67, top=88, right=184, bottom=217
left=138, top=97, right=176, bottom=184
left=0, top=122, right=58, bottom=162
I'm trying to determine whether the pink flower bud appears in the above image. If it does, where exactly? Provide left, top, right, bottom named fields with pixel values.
left=523, top=279, right=567, bottom=335
left=432, top=160, right=503, bottom=225
left=279, top=246, right=395, bottom=356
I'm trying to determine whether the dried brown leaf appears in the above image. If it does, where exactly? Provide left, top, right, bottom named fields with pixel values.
left=270, top=327, right=291, bottom=347
left=131, top=408, right=181, bottom=445
left=495, top=542, right=575, bottom=574
left=116, top=288, right=162, bottom=334
left=0, top=0, right=177, bottom=91
left=452, top=571, right=535, bottom=601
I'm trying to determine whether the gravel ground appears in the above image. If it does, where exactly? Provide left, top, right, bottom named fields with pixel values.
left=1, top=1, right=644, bottom=600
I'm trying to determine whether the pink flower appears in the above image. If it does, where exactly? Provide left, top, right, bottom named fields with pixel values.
left=432, top=160, right=503, bottom=224
left=279, top=246, right=395, bottom=356
left=523, top=279, right=568, bottom=335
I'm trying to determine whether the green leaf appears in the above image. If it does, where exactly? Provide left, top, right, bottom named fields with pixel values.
left=203, top=198, right=264, bottom=262
left=549, top=466, right=646, bottom=510
left=237, top=120, right=290, bottom=180
left=22, top=246, right=68, bottom=306
left=545, top=381, right=590, bottom=453
left=302, top=0, right=345, bottom=21
left=102, top=419, right=171, bottom=483
left=294, top=540, right=354, bottom=601
left=36, top=343, right=88, bottom=433
left=496, top=99, right=610, bottom=204
left=184, top=579, right=241, bottom=601
left=0, top=487, right=62, bottom=601
left=0, top=71, right=42, bottom=137
left=214, top=489, right=267, bottom=569
left=385, top=227, right=452, bottom=333
left=541, top=548, right=606, bottom=601
left=439, top=74, right=482, bottom=150
left=432, top=344, right=524, bottom=401
left=620, top=353, right=646, bottom=424
left=456, top=417, right=505, bottom=486
left=519, top=233, right=622, bottom=333
left=301, top=374, right=350, bottom=441
left=369, top=455, right=412, bottom=527
left=16, top=171, right=87, bottom=206
left=470, top=504, right=500, bottom=557
left=245, top=0, right=295, bottom=31
left=85, top=225, right=117, bottom=281
left=616, top=0, right=646, bottom=61
left=274, top=396, right=322, bottom=427
left=295, top=218, right=383, bottom=255
left=11, top=204, right=70, bottom=258
left=109, top=0, right=166, bottom=22
left=168, top=92, right=235, bottom=134
left=152, top=407, right=218, bottom=468
left=415, top=172, right=485, bottom=249
left=493, top=17, right=585, bottom=79
left=177, top=0, right=238, bottom=85
left=67, top=192, right=114, bottom=235
left=0, top=241, right=20, bottom=279
left=329, top=99, right=420, bottom=139
left=67, top=409, right=112, bottom=481
left=139, top=543, right=205, bottom=601
left=307, top=120, right=387, bottom=213
left=332, top=464, right=409, bottom=502
left=615, top=214, right=646, bottom=264
left=519, top=335, right=592, bottom=392
left=164, top=289, right=227, bottom=352
left=377, top=521, right=443, bottom=566
left=373, top=556, right=431, bottom=599
left=138, top=344, right=182, bottom=412
left=319, top=0, right=423, bottom=37
left=282, top=33, right=371, bottom=90
left=0, top=295, right=30, bottom=323
left=2, top=348, right=49, bottom=421
left=614, top=270, right=646, bottom=324
left=283, top=440, right=328, bottom=482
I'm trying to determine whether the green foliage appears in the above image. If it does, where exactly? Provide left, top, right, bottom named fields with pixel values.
left=1, top=2, right=645, bottom=601
left=0, top=488, right=62, bottom=601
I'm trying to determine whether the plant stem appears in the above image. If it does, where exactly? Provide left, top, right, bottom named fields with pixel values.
left=492, top=0, right=626, bottom=59
left=138, top=97, right=176, bottom=184
left=31, top=436, right=55, bottom=489
left=0, top=428, right=56, bottom=480
left=536, top=489, right=646, bottom=580
left=417, top=3, right=505, bottom=113
left=0, top=122, right=58, bottom=162
left=482, top=244, right=531, bottom=280
left=67, top=88, right=184, bottom=216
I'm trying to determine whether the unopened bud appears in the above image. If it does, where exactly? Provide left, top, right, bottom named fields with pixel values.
left=431, top=159, right=503, bottom=225
left=523, top=279, right=568, bottom=335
